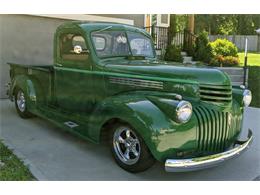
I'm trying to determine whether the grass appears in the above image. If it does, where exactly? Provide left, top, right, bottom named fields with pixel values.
left=238, top=52, right=260, bottom=66
left=0, top=141, right=34, bottom=181
left=248, top=66, right=260, bottom=108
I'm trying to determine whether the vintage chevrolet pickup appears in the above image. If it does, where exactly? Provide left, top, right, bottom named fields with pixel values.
left=7, top=22, right=253, bottom=173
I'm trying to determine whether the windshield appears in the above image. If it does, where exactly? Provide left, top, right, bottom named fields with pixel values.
left=91, top=30, right=155, bottom=58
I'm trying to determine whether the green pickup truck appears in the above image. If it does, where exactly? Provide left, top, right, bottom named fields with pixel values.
left=7, top=22, right=253, bottom=173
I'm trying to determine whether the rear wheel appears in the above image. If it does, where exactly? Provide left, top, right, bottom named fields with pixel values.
left=14, top=88, right=33, bottom=118
left=110, top=124, right=155, bottom=173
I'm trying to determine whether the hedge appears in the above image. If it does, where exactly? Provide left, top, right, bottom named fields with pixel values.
left=248, top=66, right=260, bottom=108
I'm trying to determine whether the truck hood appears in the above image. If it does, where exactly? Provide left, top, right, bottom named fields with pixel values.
left=102, top=59, right=231, bottom=86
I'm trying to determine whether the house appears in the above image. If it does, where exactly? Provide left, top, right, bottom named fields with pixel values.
left=0, top=14, right=170, bottom=98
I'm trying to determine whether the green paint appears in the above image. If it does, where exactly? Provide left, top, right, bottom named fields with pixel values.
left=8, top=22, right=246, bottom=162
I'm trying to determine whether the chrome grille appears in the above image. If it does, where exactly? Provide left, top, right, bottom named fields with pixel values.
left=199, top=84, right=232, bottom=103
left=194, top=106, right=242, bottom=152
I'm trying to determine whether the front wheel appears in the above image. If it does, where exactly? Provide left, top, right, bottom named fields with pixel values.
left=14, top=88, right=33, bottom=118
left=110, top=124, right=155, bottom=173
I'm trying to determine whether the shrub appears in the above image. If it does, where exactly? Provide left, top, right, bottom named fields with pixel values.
left=222, top=56, right=240, bottom=66
left=187, top=43, right=196, bottom=57
left=210, top=55, right=240, bottom=67
left=194, top=31, right=213, bottom=63
left=210, top=39, right=238, bottom=57
left=164, top=44, right=183, bottom=62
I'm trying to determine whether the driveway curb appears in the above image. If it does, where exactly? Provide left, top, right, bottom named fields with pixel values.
left=1, top=139, right=47, bottom=180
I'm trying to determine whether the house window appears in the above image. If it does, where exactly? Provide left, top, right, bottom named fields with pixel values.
left=161, top=14, right=168, bottom=24
left=145, top=14, right=170, bottom=28
left=157, top=14, right=169, bottom=27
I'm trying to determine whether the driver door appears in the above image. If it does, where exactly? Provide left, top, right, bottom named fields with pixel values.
left=54, top=29, right=94, bottom=112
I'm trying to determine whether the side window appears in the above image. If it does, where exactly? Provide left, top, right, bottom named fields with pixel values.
left=92, top=36, right=106, bottom=51
left=60, top=33, right=88, bottom=61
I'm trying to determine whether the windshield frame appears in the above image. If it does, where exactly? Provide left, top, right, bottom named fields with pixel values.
left=90, top=29, right=156, bottom=59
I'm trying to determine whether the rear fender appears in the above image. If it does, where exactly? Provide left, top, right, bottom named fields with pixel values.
left=11, top=75, right=37, bottom=111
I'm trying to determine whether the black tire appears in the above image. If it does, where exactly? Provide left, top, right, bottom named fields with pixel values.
left=109, top=123, right=155, bottom=173
left=14, top=88, right=33, bottom=118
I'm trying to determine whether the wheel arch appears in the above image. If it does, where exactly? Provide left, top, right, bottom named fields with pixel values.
left=11, top=75, right=41, bottom=112
left=99, top=117, right=125, bottom=144
left=88, top=95, right=179, bottom=162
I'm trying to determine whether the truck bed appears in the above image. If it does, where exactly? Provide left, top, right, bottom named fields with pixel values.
left=8, top=62, right=53, bottom=71
left=8, top=62, right=55, bottom=105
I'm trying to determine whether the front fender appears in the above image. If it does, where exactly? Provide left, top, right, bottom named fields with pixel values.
left=232, top=86, right=244, bottom=106
left=88, top=94, right=198, bottom=162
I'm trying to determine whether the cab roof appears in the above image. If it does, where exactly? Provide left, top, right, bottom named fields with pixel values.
left=57, top=21, right=150, bottom=36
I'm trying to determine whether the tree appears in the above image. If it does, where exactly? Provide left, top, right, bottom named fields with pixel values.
left=169, top=14, right=188, bottom=33
left=168, top=14, right=189, bottom=45
left=216, top=15, right=237, bottom=35
left=237, top=15, right=254, bottom=35
left=194, top=14, right=260, bottom=35
left=194, top=15, right=216, bottom=34
left=195, top=15, right=237, bottom=35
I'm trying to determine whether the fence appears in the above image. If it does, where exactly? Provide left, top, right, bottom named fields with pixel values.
left=170, top=30, right=196, bottom=56
left=144, top=26, right=196, bottom=56
left=209, top=35, right=260, bottom=52
left=144, top=26, right=169, bottom=50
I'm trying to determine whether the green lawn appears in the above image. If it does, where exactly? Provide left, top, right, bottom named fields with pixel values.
left=238, top=52, right=260, bottom=66
left=0, top=141, right=34, bottom=180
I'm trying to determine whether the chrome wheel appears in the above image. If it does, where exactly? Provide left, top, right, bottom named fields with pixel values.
left=16, top=90, right=26, bottom=112
left=113, top=126, right=141, bottom=165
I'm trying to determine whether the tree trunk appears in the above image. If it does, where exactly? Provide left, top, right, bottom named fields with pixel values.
left=188, top=15, right=195, bottom=34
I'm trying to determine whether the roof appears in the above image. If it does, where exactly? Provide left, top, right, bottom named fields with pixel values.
left=57, top=21, right=150, bottom=36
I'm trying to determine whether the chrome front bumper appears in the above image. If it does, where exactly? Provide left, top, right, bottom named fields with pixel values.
left=165, top=129, right=253, bottom=172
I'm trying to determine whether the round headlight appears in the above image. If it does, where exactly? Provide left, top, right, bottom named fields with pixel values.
left=243, top=89, right=252, bottom=107
left=176, top=101, right=192, bottom=123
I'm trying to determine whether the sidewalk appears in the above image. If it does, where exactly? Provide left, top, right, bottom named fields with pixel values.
left=0, top=99, right=259, bottom=180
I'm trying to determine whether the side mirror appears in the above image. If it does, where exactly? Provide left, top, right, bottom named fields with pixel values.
left=74, top=45, right=82, bottom=54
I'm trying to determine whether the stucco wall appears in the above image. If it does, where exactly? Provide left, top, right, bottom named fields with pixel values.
left=0, top=16, right=4, bottom=98
left=0, top=14, right=138, bottom=98
left=0, top=15, right=68, bottom=98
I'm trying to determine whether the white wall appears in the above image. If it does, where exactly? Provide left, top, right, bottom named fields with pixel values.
left=0, top=15, right=69, bottom=98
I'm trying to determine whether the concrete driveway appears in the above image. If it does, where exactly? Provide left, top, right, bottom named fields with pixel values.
left=0, top=99, right=259, bottom=181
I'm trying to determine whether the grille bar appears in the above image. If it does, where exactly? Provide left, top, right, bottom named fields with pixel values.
left=199, top=89, right=232, bottom=95
left=201, top=107, right=212, bottom=151
left=199, top=84, right=232, bottom=103
left=199, top=84, right=231, bottom=89
left=200, top=95, right=232, bottom=101
left=194, top=106, right=242, bottom=152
